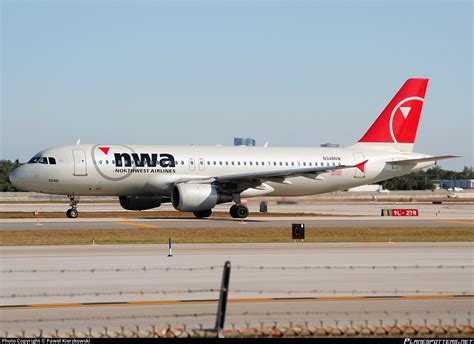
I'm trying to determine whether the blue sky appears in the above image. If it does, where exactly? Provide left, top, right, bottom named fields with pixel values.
left=1, top=0, right=472, bottom=170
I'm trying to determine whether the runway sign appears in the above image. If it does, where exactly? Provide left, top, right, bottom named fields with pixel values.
left=292, top=223, right=305, bottom=240
left=381, top=209, right=419, bottom=216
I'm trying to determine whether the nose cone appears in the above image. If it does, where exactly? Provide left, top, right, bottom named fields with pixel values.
left=9, top=166, right=26, bottom=190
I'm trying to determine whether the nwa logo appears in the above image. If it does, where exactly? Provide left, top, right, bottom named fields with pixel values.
left=114, top=153, right=176, bottom=168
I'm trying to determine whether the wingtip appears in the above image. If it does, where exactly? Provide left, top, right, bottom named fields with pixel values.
left=355, top=159, right=369, bottom=173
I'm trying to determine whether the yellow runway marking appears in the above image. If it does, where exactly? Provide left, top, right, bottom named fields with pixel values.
left=114, top=221, right=161, bottom=229
left=433, top=220, right=474, bottom=226
left=1, top=295, right=472, bottom=310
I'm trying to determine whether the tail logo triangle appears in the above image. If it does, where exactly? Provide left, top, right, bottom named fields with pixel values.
left=400, top=106, right=411, bottom=119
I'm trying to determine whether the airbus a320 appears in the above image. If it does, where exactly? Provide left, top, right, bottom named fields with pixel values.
left=9, top=78, right=458, bottom=219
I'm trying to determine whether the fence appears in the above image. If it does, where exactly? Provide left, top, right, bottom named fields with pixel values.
left=1, top=262, right=473, bottom=338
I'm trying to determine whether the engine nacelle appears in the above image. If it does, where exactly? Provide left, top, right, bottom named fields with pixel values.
left=172, top=184, right=231, bottom=212
left=119, top=196, right=163, bottom=211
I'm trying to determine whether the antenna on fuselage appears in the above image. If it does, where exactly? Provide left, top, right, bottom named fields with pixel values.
left=75, top=139, right=81, bottom=145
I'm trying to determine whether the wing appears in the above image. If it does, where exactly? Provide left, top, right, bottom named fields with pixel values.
left=175, top=160, right=368, bottom=190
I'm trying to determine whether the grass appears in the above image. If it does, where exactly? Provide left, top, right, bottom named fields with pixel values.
left=1, top=227, right=472, bottom=246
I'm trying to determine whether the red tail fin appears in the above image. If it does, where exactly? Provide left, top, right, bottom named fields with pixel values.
left=359, top=78, right=429, bottom=144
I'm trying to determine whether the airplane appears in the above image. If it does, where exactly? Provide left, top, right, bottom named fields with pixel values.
left=9, top=78, right=458, bottom=219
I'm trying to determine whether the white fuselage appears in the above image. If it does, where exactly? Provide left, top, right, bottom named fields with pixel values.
left=11, top=144, right=434, bottom=198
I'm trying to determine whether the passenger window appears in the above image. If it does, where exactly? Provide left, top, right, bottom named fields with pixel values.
left=333, top=162, right=336, bottom=166
left=219, top=161, right=223, bottom=165
left=213, top=161, right=216, bottom=165
left=112, top=160, right=115, bottom=165
left=48, top=157, right=56, bottom=165
left=291, top=162, right=294, bottom=166
left=303, top=162, right=306, bottom=166
left=237, top=161, right=241, bottom=166
left=231, top=161, right=235, bottom=165
left=38, top=157, right=48, bottom=164
left=249, top=162, right=253, bottom=166
left=243, top=161, right=247, bottom=166
left=99, top=160, right=102, bottom=164
left=285, top=162, right=288, bottom=166
left=315, top=162, right=318, bottom=166
left=106, top=160, right=109, bottom=164
left=225, top=161, right=229, bottom=165
left=309, top=162, right=312, bottom=166
left=255, top=162, right=259, bottom=166
left=207, top=161, right=210, bottom=165
left=273, top=162, right=277, bottom=166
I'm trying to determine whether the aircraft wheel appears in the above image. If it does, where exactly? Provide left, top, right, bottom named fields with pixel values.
left=193, top=209, right=212, bottom=218
left=229, top=205, right=238, bottom=218
left=235, top=205, right=249, bottom=218
left=66, top=209, right=79, bottom=218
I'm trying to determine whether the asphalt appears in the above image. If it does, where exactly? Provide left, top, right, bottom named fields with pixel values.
left=2, top=202, right=473, bottom=217
left=1, top=203, right=472, bottom=231
left=1, top=243, right=473, bottom=333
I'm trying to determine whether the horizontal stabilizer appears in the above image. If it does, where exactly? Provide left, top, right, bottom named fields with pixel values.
left=387, top=155, right=460, bottom=165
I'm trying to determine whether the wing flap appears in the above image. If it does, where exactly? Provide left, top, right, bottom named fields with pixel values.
left=387, top=155, right=460, bottom=166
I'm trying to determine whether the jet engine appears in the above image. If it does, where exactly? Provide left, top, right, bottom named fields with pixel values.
left=119, top=196, right=163, bottom=211
left=172, top=184, right=232, bottom=212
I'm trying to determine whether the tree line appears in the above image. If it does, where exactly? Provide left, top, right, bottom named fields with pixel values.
left=0, top=159, right=23, bottom=191
left=0, top=159, right=472, bottom=192
left=378, top=165, right=473, bottom=190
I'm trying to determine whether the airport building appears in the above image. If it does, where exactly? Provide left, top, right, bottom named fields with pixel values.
left=320, top=143, right=340, bottom=148
left=432, top=179, right=474, bottom=190
left=234, top=137, right=256, bottom=146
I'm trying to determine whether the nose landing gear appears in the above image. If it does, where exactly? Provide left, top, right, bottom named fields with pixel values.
left=229, top=204, right=249, bottom=219
left=66, top=195, right=80, bottom=218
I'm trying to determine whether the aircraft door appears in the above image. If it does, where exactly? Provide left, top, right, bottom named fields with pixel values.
left=198, top=158, right=205, bottom=171
left=353, top=152, right=366, bottom=178
left=73, top=150, right=88, bottom=176
left=189, top=158, right=195, bottom=171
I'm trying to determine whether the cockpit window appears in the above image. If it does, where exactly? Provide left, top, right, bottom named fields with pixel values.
left=38, top=157, right=48, bottom=164
left=48, top=157, right=56, bottom=165
left=28, top=156, right=40, bottom=163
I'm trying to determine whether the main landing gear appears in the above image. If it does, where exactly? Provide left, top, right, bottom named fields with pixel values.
left=66, top=195, right=79, bottom=218
left=193, top=209, right=212, bottom=218
left=229, top=204, right=249, bottom=219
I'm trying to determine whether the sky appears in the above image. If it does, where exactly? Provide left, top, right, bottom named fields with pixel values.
left=1, top=0, right=472, bottom=171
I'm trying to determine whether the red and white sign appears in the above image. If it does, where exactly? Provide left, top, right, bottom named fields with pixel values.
left=391, top=209, right=419, bottom=217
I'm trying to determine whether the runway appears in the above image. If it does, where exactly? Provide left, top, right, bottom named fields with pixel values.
left=1, top=243, right=472, bottom=333
left=1, top=202, right=473, bottom=217
left=1, top=203, right=472, bottom=231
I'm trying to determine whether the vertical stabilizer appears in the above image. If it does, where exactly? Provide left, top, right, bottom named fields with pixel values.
left=352, top=78, right=429, bottom=152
